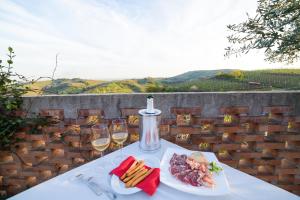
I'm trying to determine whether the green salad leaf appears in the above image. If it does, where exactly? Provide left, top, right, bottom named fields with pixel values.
left=209, top=161, right=223, bottom=174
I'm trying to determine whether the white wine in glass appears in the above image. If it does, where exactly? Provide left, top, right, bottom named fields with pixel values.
left=91, top=124, right=111, bottom=157
left=111, top=132, right=128, bottom=145
left=91, top=138, right=110, bottom=152
left=111, top=119, right=128, bottom=165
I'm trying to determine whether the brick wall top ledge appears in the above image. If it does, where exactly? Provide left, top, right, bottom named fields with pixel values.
left=22, top=92, right=300, bottom=119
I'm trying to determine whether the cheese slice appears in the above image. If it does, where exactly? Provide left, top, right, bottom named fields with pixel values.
left=190, top=152, right=208, bottom=163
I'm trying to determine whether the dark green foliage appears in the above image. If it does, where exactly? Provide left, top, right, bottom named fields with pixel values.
left=216, top=70, right=245, bottom=81
left=0, top=47, right=29, bottom=148
left=0, top=47, right=51, bottom=149
left=226, top=0, right=300, bottom=63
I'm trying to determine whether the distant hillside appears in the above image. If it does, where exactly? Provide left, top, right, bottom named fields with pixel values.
left=26, top=68, right=300, bottom=95
left=161, top=69, right=233, bottom=83
left=27, top=78, right=156, bottom=95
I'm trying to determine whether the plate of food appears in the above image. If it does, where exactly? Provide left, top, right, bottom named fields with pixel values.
left=110, top=154, right=160, bottom=195
left=160, top=147, right=230, bottom=196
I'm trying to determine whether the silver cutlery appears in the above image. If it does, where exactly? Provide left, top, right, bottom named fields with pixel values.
left=76, top=174, right=117, bottom=199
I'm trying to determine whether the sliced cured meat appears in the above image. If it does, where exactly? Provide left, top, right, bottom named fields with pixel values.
left=170, top=153, right=187, bottom=166
left=169, top=153, right=214, bottom=187
left=170, top=164, right=189, bottom=175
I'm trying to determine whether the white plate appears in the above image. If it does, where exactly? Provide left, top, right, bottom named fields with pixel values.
left=160, top=148, right=230, bottom=196
left=110, top=154, right=160, bottom=195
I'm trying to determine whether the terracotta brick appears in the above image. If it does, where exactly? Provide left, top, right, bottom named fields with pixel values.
left=295, top=176, right=300, bottom=184
left=65, top=154, right=81, bottom=161
left=0, top=153, right=14, bottom=164
left=19, top=171, right=39, bottom=177
left=51, top=149, right=64, bottom=157
left=233, top=152, right=262, bottom=159
left=277, top=184, right=300, bottom=192
left=263, top=106, right=291, bottom=114
left=40, top=109, right=64, bottom=119
left=234, top=134, right=264, bottom=142
left=3, top=178, right=25, bottom=186
left=170, top=107, right=201, bottom=115
left=30, top=151, right=49, bottom=157
left=213, top=143, right=241, bottom=151
left=127, top=115, right=139, bottom=126
left=14, top=132, right=27, bottom=139
left=256, top=175, right=278, bottom=182
left=215, top=126, right=244, bottom=133
left=220, top=106, right=249, bottom=115
left=31, top=164, right=56, bottom=171
left=1, top=169, right=18, bottom=176
left=161, top=118, right=176, bottom=125
left=13, top=110, right=27, bottom=117
left=170, top=126, right=202, bottom=135
left=258, top=124, right=286, bottom=132
left=278, top=151, right=300, bottom=159
left=191, top=117, right=215, bottom=125
left=160, top=125, right=170, bottom=136
left=2, top=104, right=300, bottom=197
left=48, top=158, right=72, bottom=165
left=253, top=159, right=281, bottom=166
left=238, top=168, right=257, bottom=175
left=295, top=116, right=300, bottom=122
left=176, top=114, right=191, bottom=126
left=274, top=134, right=300, bottom=141
left=47, top=142, right=64, bottom=149
left=77, top=109, right=104, bottom=117
left=190, top=135, right=219, bottom=144
left=64, top=135, right=80, bottom=142
left=221, top=160, right=238, bottom=168
left=7, top=184, right=25, bottom=195
left=240, top=116, right=268, bottom=123
left=26, top=134, right=46, bottom=141
left=276, top=168, right=300, bottom=175
left=121, top=108, right=140, bottom=117
left=256, top=142, right=286, bottom=149
left=42, top=126, right=64, bottom=134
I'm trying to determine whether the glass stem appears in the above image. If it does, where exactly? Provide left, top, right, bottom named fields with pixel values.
left=120, top=143, right=123, bottom=157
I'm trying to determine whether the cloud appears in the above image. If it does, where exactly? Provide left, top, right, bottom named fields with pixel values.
left=0, top=0, right=298, bottom=80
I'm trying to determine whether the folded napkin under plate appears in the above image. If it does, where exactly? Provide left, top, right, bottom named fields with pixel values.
left=110, top=156, right=160, bottom=196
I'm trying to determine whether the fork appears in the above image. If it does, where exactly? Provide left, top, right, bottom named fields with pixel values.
left=76, top=174, right=117, bottom=200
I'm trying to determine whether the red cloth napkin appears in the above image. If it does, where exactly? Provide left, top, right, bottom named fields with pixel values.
left=110, top=156, right=160, bottom=196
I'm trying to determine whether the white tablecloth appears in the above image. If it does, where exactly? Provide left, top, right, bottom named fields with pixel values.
left=9, top=139, right=299, bottom=200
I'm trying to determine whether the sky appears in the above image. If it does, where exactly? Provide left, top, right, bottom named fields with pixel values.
left=0, top=0, right=299, bottom=80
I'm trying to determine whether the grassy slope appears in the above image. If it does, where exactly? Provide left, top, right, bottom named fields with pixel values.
left=168, top=69, right=300, bottom=92
left=25, top=69, right=300, bottom=95
left=161, top=69, right=233, bottom=83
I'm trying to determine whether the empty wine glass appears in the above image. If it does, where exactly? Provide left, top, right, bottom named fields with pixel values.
left=111, top=119, right=128, bottom=165
left=91, top=124, right=111, bottom=157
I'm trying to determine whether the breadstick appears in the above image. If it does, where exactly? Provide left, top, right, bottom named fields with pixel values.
left=123, top=168, right=145, bottom=183
left=131, top=168, right=154, bottom=187
left=121, top=160, right=138, bottom=180
left=125, top=168, right=148, bottom=188
left=122, top=161, right=142, bottom=180
left=125, top=160, right=140, bottom=175
left=126, top=161, right=144, bottom=176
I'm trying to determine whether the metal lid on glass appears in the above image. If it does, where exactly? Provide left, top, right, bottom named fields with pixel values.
left=138, top=109, right=161, bottom=116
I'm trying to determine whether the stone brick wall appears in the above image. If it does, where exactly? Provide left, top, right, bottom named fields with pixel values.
left=0, top=92, right=300, bottom=197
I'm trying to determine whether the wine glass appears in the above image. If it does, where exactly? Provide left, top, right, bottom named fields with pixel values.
left=91, top=124, right=111, bottom=157
left=111, top=119, right=128, bottom=165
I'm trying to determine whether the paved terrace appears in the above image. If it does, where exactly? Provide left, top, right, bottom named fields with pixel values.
left=1, top=91, right=300, bottom=196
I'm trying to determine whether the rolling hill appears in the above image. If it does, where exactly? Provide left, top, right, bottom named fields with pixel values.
left=25, top=69, right=300, bottom=95
left=161, top=69, right=233, bottom=83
